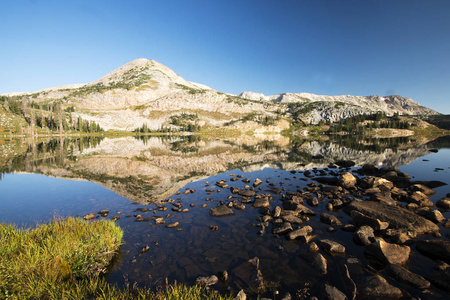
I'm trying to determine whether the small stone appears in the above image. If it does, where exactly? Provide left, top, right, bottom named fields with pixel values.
left=235, top=290, right=246, bottom=300
left=353, top=225, right=375, bottom=246
left=320, top=213, right=342, bottom=226
left=272, top=222, right=293, bottom=235
left=318, top=239, right=346, bottom=255
left=323, top=284, right=347, bottom=300
left=165, top=222, right=180, bottom=228
left=338, top=171, right=357, bottom=189
left=195, top=275, right=218, bottom=286
left=83, top=213, right=95, bottom=220
left=253, top=178, right=263, bottom=187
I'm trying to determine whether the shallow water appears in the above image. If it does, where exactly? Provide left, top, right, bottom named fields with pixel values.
left=1, top=136, right=449, bottom=298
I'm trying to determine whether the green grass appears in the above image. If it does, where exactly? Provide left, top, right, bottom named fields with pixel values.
left=0, top=218, right=234, bottom=299
left=0, top=217, right=233, bottom=300
left=0, top=217, right=123, bottom=299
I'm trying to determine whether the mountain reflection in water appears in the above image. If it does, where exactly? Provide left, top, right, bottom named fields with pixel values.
left=0, top=135, right=445, bottom=203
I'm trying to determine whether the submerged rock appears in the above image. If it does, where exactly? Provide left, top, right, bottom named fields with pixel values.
left=209, top=205, right=235, bottom=217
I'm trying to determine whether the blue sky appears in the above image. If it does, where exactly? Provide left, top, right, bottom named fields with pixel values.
left=1, top=0, right=449, bottom=113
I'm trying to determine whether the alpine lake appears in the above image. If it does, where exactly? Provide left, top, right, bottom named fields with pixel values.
left=1, top=134, right=450, bottom=299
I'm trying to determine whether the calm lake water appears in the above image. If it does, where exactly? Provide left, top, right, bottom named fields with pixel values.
left=1, top=135, right=449, bottom=298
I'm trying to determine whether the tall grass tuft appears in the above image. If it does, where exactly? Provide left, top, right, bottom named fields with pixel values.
left=0, top=217, right=123, bottom=299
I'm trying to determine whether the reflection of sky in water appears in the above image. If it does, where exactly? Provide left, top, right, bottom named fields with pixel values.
left=0, top=173, right=131, bottom=228
left=400, top=149, right=450, bottom=201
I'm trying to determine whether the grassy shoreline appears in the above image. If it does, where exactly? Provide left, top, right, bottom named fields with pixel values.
left=0, top=217, right=233, bottom=300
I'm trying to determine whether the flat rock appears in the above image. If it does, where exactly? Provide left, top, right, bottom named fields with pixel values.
left=272, top=222, right=293, bottom=235
left=318, top=239, right=346, bottom=255
left=253, top=197, right=270, bottom=208
left=416, top=240, right=450, bottom=264
left=353, top=225, right=375, bottom=246
left=238, top=190, right=256, bottom=197
left=410, top=184, right=436, bottom=196
left=287, top=226, right=313, bottom=240
left=281, top=214, right=303, bottom=224
left=165, top=222, right=180, bottom=228
left=345, top=200, right=439, bottom=235
left=364, top=240, right=410, bottom=265
left=339, top=264, right=356, bottom=299
left=195, top=275, right=218, bottom=286
left=436, top=197, right=450, bottom=209
left=418, top=209, right=444, bottom=223
left=350, top=210, right=389, bottom=231
left=335, top=160, right=355, bottom=168
left=310, top=252, right=327, bottom=274
left=359, top=275, right=403, bottom=298
left=385, top=264, right=430, bottom=289
left=338, top=171, right=357, bottom=189
left=323, top=284, right=346, bottom=300
left=313, top=177, right=338, bottom=185
left=320, top=213, right=342, bottom=226
left=209, top=205, right=235, bottom=217
left=83, top=213, right=96, bottom=220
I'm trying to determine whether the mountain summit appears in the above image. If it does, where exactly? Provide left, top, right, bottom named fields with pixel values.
left=2, top=59, right=439, bottom=131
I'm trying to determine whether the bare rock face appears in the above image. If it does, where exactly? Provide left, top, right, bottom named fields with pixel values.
left=345, top=199, right=440, bottom=235
left=364, top=240, right=410, bottom=265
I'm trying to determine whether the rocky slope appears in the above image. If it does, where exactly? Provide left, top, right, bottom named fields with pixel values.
left=3, top=58, right=439, bottom=131
left=239, top=91, right=438, bottom=124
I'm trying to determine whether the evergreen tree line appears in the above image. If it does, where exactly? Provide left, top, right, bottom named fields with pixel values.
left=1, top=96, right=103, bottom=133
left=134, top=123, right=201, bottom=134
left=328, top=112, right=411, bottom=133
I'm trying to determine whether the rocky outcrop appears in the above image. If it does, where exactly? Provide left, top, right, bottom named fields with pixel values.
left=345, top=199, right=440, bottom=235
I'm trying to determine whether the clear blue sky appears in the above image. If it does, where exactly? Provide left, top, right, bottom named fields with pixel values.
left=1, top=0, right=449, bottom=113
